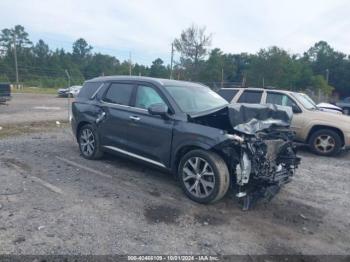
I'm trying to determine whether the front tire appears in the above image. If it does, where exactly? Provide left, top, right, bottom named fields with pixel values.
left=178, top=149, right=230, bottom=204
left=309, top=129, right=342, bottom=156
left=78, top=124, right=104, bottom=160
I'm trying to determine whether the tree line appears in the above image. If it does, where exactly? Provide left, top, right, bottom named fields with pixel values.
left=1, top=24, right=350, bottom=97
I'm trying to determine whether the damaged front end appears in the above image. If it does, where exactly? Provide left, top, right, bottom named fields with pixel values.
left=190, top=103, right=301, bottom=210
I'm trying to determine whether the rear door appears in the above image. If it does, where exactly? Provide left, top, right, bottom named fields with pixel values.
left=99, top=82, right=135, bottom=150
left=126, top=84, right=174, bottom=167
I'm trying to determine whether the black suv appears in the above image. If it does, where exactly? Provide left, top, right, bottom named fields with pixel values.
left=71, top=76, right=300, bottom=208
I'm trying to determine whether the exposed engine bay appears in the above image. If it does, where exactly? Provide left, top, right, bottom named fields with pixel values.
left=190, top=103, right=301, bottom=209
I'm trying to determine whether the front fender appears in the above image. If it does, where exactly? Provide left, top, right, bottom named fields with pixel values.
left=170, top=121, right=230, bottom=171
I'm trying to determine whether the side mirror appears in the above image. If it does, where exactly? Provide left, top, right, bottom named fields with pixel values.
left=148, top=103, right=169, bottom=118
left=292, top=104, right=302, bottom=114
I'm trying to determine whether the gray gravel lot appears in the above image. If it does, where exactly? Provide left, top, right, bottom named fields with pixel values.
left=0, top=128, right=350, bottom=255
left=0, top=93, right=68, bottom=125
left=0, top=93, right=350, bottom=255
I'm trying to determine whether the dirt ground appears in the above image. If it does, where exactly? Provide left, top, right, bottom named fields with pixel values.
left=0, top=94, right=350, bottom=255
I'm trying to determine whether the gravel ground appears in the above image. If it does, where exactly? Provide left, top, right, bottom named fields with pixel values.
left=0, top=127, right=349, bottom=255
left=0, top=93, right=69, bottom=125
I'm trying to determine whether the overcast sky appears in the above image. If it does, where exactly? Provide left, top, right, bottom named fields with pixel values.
left=1, top=0, right=349, bottom=65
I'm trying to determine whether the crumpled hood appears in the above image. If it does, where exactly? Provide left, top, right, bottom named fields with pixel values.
left=190, top=103, right=293, bottom=135
left=227, top=103, right=293, bottom=134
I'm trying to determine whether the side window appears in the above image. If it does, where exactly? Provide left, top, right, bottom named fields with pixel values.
left=103, top=83, right=134, bottom=105
left=266, top=92, right=295, bottom=107
left=217, top=89, right=238, bottom=102
left=237, top=90, right=263, bottom=103
left=135, top=85, right=166, bottom=109
left=78, top=82, right=102, bottom=99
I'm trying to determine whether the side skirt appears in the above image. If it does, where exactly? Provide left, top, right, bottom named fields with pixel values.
left=103, top=145, right=167, bottom=168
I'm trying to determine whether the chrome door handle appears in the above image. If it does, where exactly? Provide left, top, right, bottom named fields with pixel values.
left=129, top=116, right=140, bottom=121
left=96, top=111, right=106, bottom=124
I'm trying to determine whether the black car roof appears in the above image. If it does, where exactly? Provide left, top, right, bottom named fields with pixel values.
left=85, top=75, right=205, bottom=87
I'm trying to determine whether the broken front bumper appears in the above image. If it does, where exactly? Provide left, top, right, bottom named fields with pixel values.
left=234, top=138, right=301, bottom=210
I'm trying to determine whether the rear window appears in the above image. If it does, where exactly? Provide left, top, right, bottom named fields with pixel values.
left=217, top=89, right=238, bottom=102
left=237, top=90, right=263, bottom=103
left=78, top=82, right=102, bottom=99
left=103, top=83, right=134, bottom=105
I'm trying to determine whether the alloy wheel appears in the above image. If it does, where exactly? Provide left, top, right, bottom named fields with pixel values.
left=182, top=157, right=215, bottom=198
left=314, top=134, right=335, bottom=154
left=79, top=128, right=95, bottom=157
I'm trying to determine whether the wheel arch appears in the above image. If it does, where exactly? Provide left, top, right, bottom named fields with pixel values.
left=76, top=121, right=93, bottom=141
left=171, top=143, right=211, bottom=175
left=171, top=142, right=232, bottom=177
left=307, top=125, right=345, bottom=146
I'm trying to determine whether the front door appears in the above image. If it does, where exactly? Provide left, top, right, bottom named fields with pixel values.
left=126, top=84, right=174, bottom=167
left=265, top=91, right=304, bottom=140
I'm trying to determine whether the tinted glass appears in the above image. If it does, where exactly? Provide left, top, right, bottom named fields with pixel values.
left=217, top=89, right=238, bottom=102
left=135, top=85, right=166, bottom=109
left=104, top=83, right=133, bottom=105
left=78, top=82, right=102, bottom=99
left=237, top=90, right=263, bottom=103
left=266, top=92, right=295, bottom=107
left=164, top=85, right=228, bottom=114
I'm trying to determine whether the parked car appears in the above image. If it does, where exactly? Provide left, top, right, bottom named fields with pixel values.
left=71, top=76, right=300, bottom=209
left=217, top=87, right=350, bottom=156
left=317, top=102, right=343, bottom=114
left=336, top=97, right=350, bottom=115
left=0, top=83, right=11, bottom=104
left=58, top=85, right=82, bottom=98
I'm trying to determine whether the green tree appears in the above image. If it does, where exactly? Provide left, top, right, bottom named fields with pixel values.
left=305, top=41, right=350, bottom=96
left=174, top=24, right=212, bottom=80
left=72, top=38, right=92, bottom=61
left=246, top=47, right=309, bottom=89
left=311, top=75, right=334, bottom=96
left=149, top=58, right=168, bottom=78
left=0, top=25, right=32, bottom=50
left=33, top=39, right=50, bottom=68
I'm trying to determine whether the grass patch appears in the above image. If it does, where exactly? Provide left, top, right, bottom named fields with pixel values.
left=12, top=87, right=59, bottom=95
left=0, top=121, right=69, bottom=139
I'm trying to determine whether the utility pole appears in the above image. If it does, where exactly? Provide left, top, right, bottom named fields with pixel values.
left=241, top=73, right=246, bottom=87
left=221, top=67, right=224, bottom=87
left=325, top=69, right=329, bottom=84
left=170, top=42, right=174, bottom=79
left=13, top=35, right=19, bottom=89
left=129, top=52, right=132, bottom=76
left=65, top=69, right=71, bottom=120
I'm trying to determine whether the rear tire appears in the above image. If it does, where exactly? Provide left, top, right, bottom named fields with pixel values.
left=178, top=149, right=230, bottom=204
left=78, top=124, right=104, bottom=160
left=309, top=129, right=342, bottom=156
